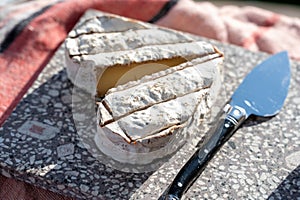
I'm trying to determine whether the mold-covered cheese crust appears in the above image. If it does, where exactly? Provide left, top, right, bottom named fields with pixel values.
left=65, top=10, right=224, bottom=165
left=96, top=56, right=223, bottom=165
left=65, top=10, right=221, bottom=96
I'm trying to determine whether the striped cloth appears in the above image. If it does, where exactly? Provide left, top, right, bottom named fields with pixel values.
left=0, top=0, right=300, bottom=199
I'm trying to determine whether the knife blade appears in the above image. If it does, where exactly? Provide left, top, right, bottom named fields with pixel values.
left=159, top=51, right=291, bottom=200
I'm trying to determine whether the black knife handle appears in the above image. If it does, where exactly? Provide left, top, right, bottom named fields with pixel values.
left=165, top=117, right=238, bottom=199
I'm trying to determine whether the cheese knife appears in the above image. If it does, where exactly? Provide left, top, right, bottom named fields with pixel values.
left=159, top=51, right=291, bottom=200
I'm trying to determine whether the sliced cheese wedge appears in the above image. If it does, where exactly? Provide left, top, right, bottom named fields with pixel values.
left=64, top=10, right=224, bottom=166
left=103, top=89, right=209, bottom=143
left=65, top=11, right=220, bottom=96
left=100, top=56, right=222, bottom=124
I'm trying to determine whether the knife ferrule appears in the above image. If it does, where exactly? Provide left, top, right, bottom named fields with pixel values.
left=224, top=104, right=247, bottom=126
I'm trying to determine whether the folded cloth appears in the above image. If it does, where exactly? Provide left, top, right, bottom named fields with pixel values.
left=0, top=0, right=299, bottom=199
left=157, top=0, right=300, bottom=60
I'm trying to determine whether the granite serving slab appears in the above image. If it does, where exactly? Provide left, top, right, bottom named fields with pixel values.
left=1, top=26, right=300, bottom=200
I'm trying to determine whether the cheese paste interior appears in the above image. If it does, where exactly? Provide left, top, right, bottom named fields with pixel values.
left=97, top=57, right=187, bottom=97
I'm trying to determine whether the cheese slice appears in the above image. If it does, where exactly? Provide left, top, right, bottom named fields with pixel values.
left=99, top=56, right=222, bottom=125
left=64, top=10, right=224, bottom=166
left=104, top=89, right=209, bottom=143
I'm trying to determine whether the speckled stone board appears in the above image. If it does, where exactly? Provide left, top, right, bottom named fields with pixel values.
left=1, top=19, right=300, bottom=200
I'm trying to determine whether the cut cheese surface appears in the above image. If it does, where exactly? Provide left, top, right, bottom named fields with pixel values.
left=97, top=57, right=186, bottom=96
left=115, top=63, right=169, bottom=86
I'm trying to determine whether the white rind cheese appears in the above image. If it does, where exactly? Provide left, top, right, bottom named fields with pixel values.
left=65, top=10, right=220, bottom=96
left=68, top=14, right=152, bottom=38
left=65, top=10, right=224, bottom=166
left=95, top=91, right=212, bottom=165
left=68, top=29, right=194, bottom=56
left=66, top=42, right=218, bottom=96
left=104, top=89, right=209, bottom=142
left=101, top=57, right=222, bottom=122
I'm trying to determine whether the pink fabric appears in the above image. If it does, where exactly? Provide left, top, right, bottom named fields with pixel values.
left=157, top=0, right=300, bottom=61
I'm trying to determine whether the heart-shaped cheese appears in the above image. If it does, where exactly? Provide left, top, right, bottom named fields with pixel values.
left=65, top=10, right=224, bottom=166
